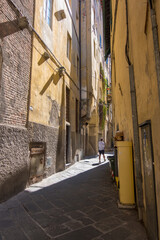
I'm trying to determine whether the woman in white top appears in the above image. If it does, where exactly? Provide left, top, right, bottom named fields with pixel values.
left=98, top=138, right=106, bottom=164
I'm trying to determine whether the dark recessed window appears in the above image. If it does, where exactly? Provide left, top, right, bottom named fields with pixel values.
left=77, top=56, right=79, bottom=79
left=66, top=87, right=70, bottom=122
left=76, top=99, right=79, bottom=132
left=67, top=33, right=72, bottom=61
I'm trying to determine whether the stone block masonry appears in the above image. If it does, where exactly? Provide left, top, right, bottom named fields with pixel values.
left=0, top=0, right=33, bottom=126
left=0, top=124, right=29, bottom=202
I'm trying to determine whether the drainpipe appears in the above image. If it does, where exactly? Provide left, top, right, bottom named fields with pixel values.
left=111, top=0, right=118, bottom=136
left=148, top=1, right=160, bottom=103
left=26, top=0, right=35, bottom=128
left=111, top=0, right=118, bottom=58
left=125, top=0, right=143, bottom=220
left=79, top=0, right=82, bottom=148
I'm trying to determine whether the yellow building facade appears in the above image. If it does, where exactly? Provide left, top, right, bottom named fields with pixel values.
left=28, top=0, right=81, bottom=179
left=111, top=1, right=160, bottom=239
left=81, top=0, right=108, bottom=156
left=28, top=0, right=108, bottom=181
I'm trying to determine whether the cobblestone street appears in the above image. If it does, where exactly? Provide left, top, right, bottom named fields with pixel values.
left=0, top=155, right=148, bottom=240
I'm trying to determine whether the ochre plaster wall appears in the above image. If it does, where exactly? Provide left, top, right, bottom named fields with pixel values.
left=111, top=0, right=160, bottom=236
left=29, top=0, right=80, bottom=174
left=81, top=0, right=107, bottom=156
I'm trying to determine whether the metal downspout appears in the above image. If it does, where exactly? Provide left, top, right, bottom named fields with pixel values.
left=111, top=0, right=118, bottom=57
left=148, top=1, right=160, bottom=103
left=125, top=0, right=143, bottom=220
left=26, top=0, right=35, bottom=128
left=111, top=0, right=118, bottom=135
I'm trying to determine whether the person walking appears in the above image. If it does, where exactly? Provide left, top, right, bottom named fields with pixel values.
left=98, top=138, right=106, bottom=164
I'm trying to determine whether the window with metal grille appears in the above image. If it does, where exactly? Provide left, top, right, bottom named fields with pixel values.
left=45, top=0, right=53, bottom=29
left=66, top=87, right=70, bottom=122
left=76, top=99, right=79, bottom=132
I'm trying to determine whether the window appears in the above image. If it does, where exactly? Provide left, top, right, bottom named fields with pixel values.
left=99, top=35, right=102, bottom=48
left=100, top=7, right=102, bottom=20
left=76, top=99, right=79, bottom=132
left=67, top=33, right=72, bottom=61
left=93, top=8, right=95, bottom=25
left=66, top=87, right=70, bottom=122
left=76, top=9, right=79, bottom=36
left=69, top=0, right=72, bottom=9
left=77, top=56, right=79, bottom=79
left=45, top=0, right=53, bottom=28
left=94, top=41, right=96, bottom=58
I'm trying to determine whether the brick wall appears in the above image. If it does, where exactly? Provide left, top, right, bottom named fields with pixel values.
left=0, top=0, right=34, bottom=202
left=0, top=0, right=34, bottom=126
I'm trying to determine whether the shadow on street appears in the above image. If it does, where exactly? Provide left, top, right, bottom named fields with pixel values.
left=0, top=158, right=148, bottom=240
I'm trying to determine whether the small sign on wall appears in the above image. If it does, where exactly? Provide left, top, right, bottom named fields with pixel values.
left=46, top=156, right=52, bottom=168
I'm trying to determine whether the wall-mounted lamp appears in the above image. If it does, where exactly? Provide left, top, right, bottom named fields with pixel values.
left=58, top=66, right=66, bottom=77
left=43, top=52, right=50, bottom=60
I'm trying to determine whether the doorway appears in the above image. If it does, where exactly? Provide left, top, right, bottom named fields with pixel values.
left=66, top=125, right=71, bottom=164
left=140, top=121, right=158, bottom=240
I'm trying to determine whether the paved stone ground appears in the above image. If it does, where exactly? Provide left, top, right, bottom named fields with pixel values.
left=0, top=154, right=148, bottom=240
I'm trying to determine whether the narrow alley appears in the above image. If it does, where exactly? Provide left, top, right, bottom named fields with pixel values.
left=0, top=155, right=147, bottom=240
left=1, top=0, right=160, bottom=238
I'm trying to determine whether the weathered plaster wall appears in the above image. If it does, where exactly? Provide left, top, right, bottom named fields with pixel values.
left=29, top=0, right=80, bottom=173
left=111, top=0, right=160, bottom=236
left=91, top=0, right=106, bottom=155
left=28, top=122, right=59, bottom=176
left=128, top=2, right=160, bottom=234
left=81, top=0, right=106, bottom=156
left=111, top=0, right=133, bottom=140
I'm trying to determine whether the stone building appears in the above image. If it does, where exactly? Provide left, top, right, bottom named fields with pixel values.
left=29, top=0, right=108, bottom=179
left=0, top=0, right=108, bottom=202
left=111, top=0, right=160, bottom=239
left=80, top=0, right=108, bottom=156
left=106, top=55, right=113, bottom=150
left=28, top=0, right=81, bottom=181
left=0, top=0, right=34, bottom=201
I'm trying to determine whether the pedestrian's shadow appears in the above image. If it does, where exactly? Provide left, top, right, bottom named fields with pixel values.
left=92, top=163, right=99, bottom=166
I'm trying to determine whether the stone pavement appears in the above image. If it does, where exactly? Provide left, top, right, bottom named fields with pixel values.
left=0, top=154, right=148, bottom=240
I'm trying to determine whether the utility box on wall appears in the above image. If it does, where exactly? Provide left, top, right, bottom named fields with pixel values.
left=115, top=141, right=135, bottom=205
